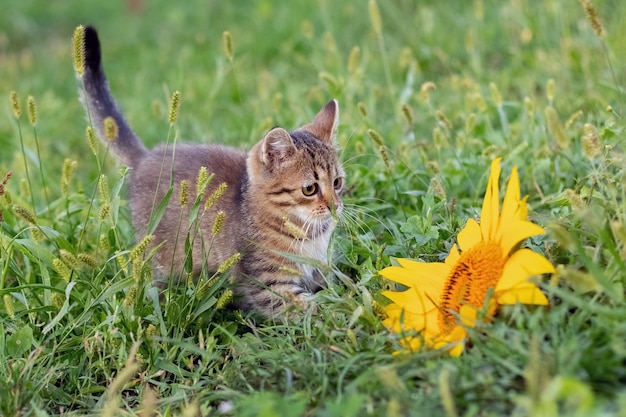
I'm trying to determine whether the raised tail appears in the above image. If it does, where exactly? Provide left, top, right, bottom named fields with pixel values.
left=79, top=26, right=147, bottom=167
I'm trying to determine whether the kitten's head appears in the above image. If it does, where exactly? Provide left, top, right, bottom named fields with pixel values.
left=247, top=100, right=344, bottom=239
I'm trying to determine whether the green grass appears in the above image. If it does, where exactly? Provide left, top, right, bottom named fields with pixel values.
left=1, top=0, right=626, bottom=415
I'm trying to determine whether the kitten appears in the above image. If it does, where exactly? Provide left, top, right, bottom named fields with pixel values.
left=78, top=26, right=344, bottom=317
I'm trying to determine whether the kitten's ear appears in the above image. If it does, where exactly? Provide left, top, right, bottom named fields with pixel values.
left=260, top=127, right=296, bottom=165
left=303, top=99, right=339, bottom=143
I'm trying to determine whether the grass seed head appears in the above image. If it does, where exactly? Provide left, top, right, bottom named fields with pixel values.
left=465, top=113, right=476, bottom=134
left=419, top=81, right=436, bottom=103
left=546, top=79, right=556, bottom=102
left=204, top=182, right=227, bottom=211
left=86, top=126, right=98, bottom=155
left=212, top=210, right=226, bottom=236
left=99, top=203, right=110, bottom=221
left=472, top=92, right=488, bottom=112
left=12, top=204, right=36, bottom=225
left=72, top=25, right=85, bottom=76
left=9, top=91, right=21, bottom=119
left=217, top=252, right=241, bottom=274
left=319, top=72, right=339, bottom=91
left=103, top=117, right=119, bottom=141
left=3, top=294, right=15, bottom=318
left=433, top=126, right=449, bottom=149
left=347, top=46, right=361, bottom=75
left=283, top=216, right=307, bottom=239
left=98, top=175, right=110, bottom=202
left=581, top=123, right=602, bottom=159
left=138, top=388, right=158, bottom=417
left=31, top=228, right=44, bottom=242
left=563, top=189, right=585, bottom=213
left=565, top=110, right=583, bottom=129
left=196, top=166, right=210, bottom=198
left=544, top=106, right=569, bottom=149
left=179, top=179, right=189, bottom=207
left=19, top=178, right=30, bottom=200
left=435, top=110, right=452, bottom=130
left=78, top=253, right=98, bottom=269
left=222, top=31, right=234, bottom=61
left=61, top=158, right=78, bottom=195
left=579, top=0, right=603, bottom=38
left=131, top=234, right=154, bottom=262
left=0, top=171, right=12, bottom=196
left=53, top=258, right=72, bottom=282
left=124, top=285, right=138, bottom=307
left=194, top=278, right=216, bottom=301
left=401, top=104, right=414, bottom=126
left=610, top=221, right=626, bottom=257
left=426, top=160, right=440, bottom=174
left=375, top=243, right=387, bottom=271
left=27, top=95, right=37, bottom=125
left=0, top=171, right=13, bottom=222
left=430, top=177, right=447, bottom=201
left=301, top=20, right=314, bottom=39
left=357, top=102, right=368, bottom=118
left=378, top=145, right=390, bottom=168
left=489, top=82, right=503, bottom=107
left=146, top=324, right=158, bottom=338
left=216, top=289, right=234, bottom=309
left=51, top=293, right=65, bottom=310
left=59, top=249, right=79, bottom=269
left=168, top=90, right=181, bottom=125
left=368, top=0, right=383, bottom=37
left=367, top=128, right=385, bottom=147
left=100, top=234, right=111, bottom=251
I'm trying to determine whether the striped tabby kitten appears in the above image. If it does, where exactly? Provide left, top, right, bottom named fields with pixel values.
left=79, top=26, right=344, bottom=317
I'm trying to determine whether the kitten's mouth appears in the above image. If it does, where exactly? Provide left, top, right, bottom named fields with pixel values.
left=288, top=215, right=334, bottom=240
left=307, top=216, right=336, bottom=239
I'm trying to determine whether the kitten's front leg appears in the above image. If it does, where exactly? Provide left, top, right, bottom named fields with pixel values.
left=240, top=272, right=315, bottom=318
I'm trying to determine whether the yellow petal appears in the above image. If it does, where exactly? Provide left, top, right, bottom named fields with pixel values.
left=496, top=248, right=555, bottom=292
left=498, top=166, right=520, bottom=230
left=499, top=220, right=546, bottom=256
left=445, top=244, right=461, bottom=266
left=381, top=288, right=427, bottom=315
left=400, top=336, right=423, bottom=352
left=518, top=195, right=529, bottom=220
left=382, top=303, right=404, bottom=331
left=497, top=283, right=548, bottom=305
left=379, top=261, right=448, bottom=295
left=459, top=304, right=478, bottom=327
left=448, top=342, right=465, bottom=357
left=433, top=325, right=467, bottom=356
left=457, top=218, right=482, bottom=251
left=396, top=259, right=450, bottom=288
left=383, top=303, right=440, bottom=335
left=384, top=304, right=427, bottom=334
left=480, top=158, right=502, bottom=241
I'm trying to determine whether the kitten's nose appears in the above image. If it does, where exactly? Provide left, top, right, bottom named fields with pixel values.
left=322, top=193, right=339, bottom=212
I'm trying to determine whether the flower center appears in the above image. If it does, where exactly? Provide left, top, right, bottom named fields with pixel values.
left=438, top=241, right=505, bottom=331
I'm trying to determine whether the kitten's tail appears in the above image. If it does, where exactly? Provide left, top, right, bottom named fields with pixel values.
left=78, top=26, right=147, bottom=167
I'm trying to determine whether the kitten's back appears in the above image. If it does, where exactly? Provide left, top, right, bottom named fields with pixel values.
left=130, top=143, right=248, bottom=278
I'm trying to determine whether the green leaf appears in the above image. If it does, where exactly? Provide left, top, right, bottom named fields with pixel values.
left=43, top=281, right=77, bottom=334
left=6, top=325, right=34, bottom=358
left=147, top=187, right=173, bottom=235
left=400, top=215, right=439, bottom=245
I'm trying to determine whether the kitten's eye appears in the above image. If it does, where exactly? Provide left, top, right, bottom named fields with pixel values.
left=333, top=177, right=343, bottom=190
left=302, top=183, right=319, bottom=196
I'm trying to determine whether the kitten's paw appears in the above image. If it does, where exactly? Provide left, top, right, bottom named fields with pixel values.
left=288, top=292, right=317, bottom=314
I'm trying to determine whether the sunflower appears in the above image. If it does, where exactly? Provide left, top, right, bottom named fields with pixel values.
left=380, top=158, right=555, bottom=356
